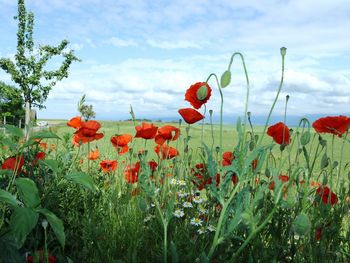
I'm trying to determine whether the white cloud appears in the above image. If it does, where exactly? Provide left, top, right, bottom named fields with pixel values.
left=107, top=37, right=138, bottom=47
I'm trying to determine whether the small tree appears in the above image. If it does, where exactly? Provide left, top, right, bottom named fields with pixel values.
left=77, top=94, right=96, bottom=121
left=0, top=0, right=80, bottom=135
left=0, top=81, right=25, bottom=126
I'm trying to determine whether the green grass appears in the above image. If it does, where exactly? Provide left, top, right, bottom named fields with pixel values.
left=46, top=119, right=350, bottom=177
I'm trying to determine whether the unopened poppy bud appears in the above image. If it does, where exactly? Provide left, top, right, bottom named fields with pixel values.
left=280, top=47, right=287, bottom=56
left=196, top=85, right=208, bottom=101
left=220, top=70, right=231, bottom=88
left=209, top=109, right=213, bottom=115
left=42, top=219, right=48, bottom=229
left=215, top=146, right=220, bottom=153
left=286, top=94, right=290, bottom=101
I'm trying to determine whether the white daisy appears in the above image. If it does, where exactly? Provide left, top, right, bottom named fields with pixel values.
left=193, top=196, right=203, bottom=204
left=170, top=178, right=177, bottom=185
left=174, top=209, right=185, bottom=218
left=183, top=201, right=193, bottom=208
left=178, top=189, right=188, bottom=198
left=207, top=225, right=216, bottom=232
left=178, top=179, right=186, bottom=186
left=198, top=205, right=207, bottom=214
left=190, top=217, right=203, bottom=226
left=197, top=227, right=207, bottom=234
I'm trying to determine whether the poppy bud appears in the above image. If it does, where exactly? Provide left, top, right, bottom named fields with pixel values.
left=41, top=219, right=48, bottom=229
left=215, top=146, right=220, bottom=153
left=220, top=70, right=231, bottom=88
left=280, top=47, right=287, bottom=56
left=293, top=213, right=311, bottom=236
left=196, top=85, right=208, bottom=101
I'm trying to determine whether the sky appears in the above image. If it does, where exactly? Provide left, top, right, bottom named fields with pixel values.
left=0, top=0, right=350, bottom=124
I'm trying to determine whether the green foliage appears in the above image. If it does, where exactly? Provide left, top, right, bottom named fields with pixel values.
left=0, top=0, right=80, bottom=130
left=10, top=207, right=39, bottom=247
left=0, top=82, right=25, bottom=124
left=15, top=178, right=40, bottom=208
left=78, top=94, right=96, bottom=121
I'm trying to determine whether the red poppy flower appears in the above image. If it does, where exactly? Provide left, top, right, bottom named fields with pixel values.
left=67, top=116, right=82, bottom=129
left=1, top=155, right=25, bottom=174
left=154, top=144, right=179, bottom=159
left=267, top=122, right=291, bottom=145
left=231, top=174, right=239, bottom=185
left=222, top=151, right=234, bottom=166
left=110, top=134, right=133, bottom=155
left=100, top=160, right=118, bottom=173
left=251, top=159, right=258, bottom=170
left=148, top=160, right=158, bottom=172
left=154, top=125, right=180, bottom=145
left=27, top=254, right=56, bottom=263
left=315, top=228, right=322, bottom=241
left=88, top=148, right=100, bottom=160
left=124, top=162, right=140, bottom=184
left=74, top=120, right=104, bottom=144
left=135, top=122, right=158, bottom=139
left=185, top=82, right=212, bottom=109
left=316, top=186, right=338, bottom=206
left=269, top=175, right=289, bottom=190
left=32, top=151, right=46, bottom=165
left=178, top=108, right=204, bottom=124
left=191, top=163, right=219, bottom=190
left=312, top=115, right=350, bottom=137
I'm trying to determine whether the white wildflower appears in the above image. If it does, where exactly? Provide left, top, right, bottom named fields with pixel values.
left=171, top=178, right=177, bottom=185
left=183, top=201, right=193, bottom=208
left=190, top=217, right=203, bottom=226
left=178, top=189, right=188, bottom=198
left=197, top=227, right=207, bottom=234
left=207, top=225, right=216, bottom=232
left=193, top=196, right=203, bottom=204
left=174, top=209, right=185, bottom=218
left=178, top=179, right=186, bottom=186
left=198, top=205, right=207, bottom=214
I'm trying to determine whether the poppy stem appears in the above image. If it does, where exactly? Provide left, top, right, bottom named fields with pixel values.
left=258, top=48, right=287, bottom=147
left=201, top=104, right=207, bottom=143
left=205, top=73, right=223, bottom=171
left=336, top=132, right=347, bottom=191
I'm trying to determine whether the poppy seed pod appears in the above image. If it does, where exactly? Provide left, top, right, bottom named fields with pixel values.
left=196, top=85, right=208, bottom=101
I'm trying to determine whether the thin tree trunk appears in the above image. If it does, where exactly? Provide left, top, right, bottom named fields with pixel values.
left=3, top=116, right=5, bottom=125
left=24, top=100, right=30, bottom=139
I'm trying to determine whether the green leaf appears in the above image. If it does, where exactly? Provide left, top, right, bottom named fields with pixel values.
left=1, top=137, right=17, bottom=150
left=37, top=208, right=65, bottom=248
left=170, top=241, right=178, bottom=263
left=39, top=159, right=59, bottom=174
left=65, top=172, right=96, bottom=192
left=220, top=70, right=231, bottom=88
left=10, top=207, right=39, bottom=247
left=0, top=189, right=20, bottom=207
left=0, top=231, right=23, bottom=263
left=15, top=178, right=41, bottom=208
left=30, top=131, right=61, bottom=140
left=4, top=125, right=23, bottom=138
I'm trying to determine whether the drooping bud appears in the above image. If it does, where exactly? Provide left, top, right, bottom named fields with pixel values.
left=220, top=70, right=231, bottom=88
